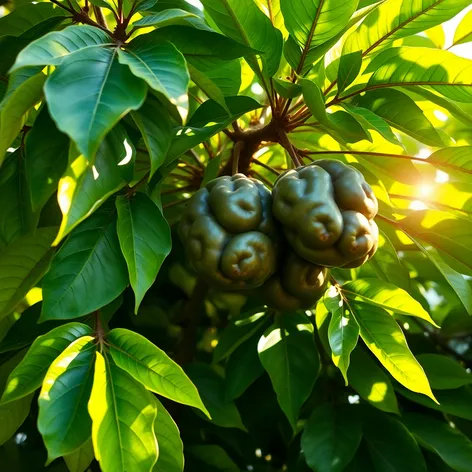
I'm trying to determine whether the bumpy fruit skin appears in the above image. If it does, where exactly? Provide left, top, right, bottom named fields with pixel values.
left=179, top=174, right=279, bottom=290
left=272, top=160, right=378, bottom=268
left=259, top=249, right=328, bottom=312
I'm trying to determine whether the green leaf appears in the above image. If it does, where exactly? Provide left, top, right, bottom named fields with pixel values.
left=397, top=210, right=472, bottom=276
left=326, top=289, right=360, bottom=384
left=152, top=396, right=184, bottom=472
left=453, top=10, right=472, bottom=47
left=348, top=347, right=400, bottom=415
left=185, top=363, right=245, bottom=430
left=350, top=301, right=436, bottom=401
left=201, top=154, right=222, bottom=187
left=410, top=237, right=472, bottom=316
left=0, top=323, right=92, bottom=404
left=273, top=78, right=302, bottom=99
left=338, top=51, right=362, bottom=94
left=25, top=105, right=69, bottom=212
left=116, top=193, right=171, bottom=313
left=131, top=97, right=172, bottom=179
left=107, top=328, right=208, bottom=415
left=258, top=312, right=320, bottom=427
left=281, top=0, right=358, bottom=73
left=300, top=78, right=329, bottom=126
left=88, top=352, right=158, bottom=472
left=38, top=336, right=96, bottom=462
left=342, top=278, right=438, bottom=327
left=0, top=395, right=33, bottom=445
left=404, top=413, right=472, bottom=472
left=200, top=0, right=283, bottom=77
left=343, top=0, right=471, bottom=55
left=417, top=354, right=472, bottom=390
left=301, top=404, right=362, bottom=472
left=118, top=37, right=189, bottom=106
left=224, top=334, right=264, bottom=401
left=41, top=206, right=128, bottom=321
left=0, top=228, right=56, bottom=320
left=427, top=146, right=472, bottom=183
left=132, top=8, right=198, bottom=28
left=187, top=445, right=239, bottom=471
left=64, top=438, right=94, bottom=472
left=44, top=46, right=146, bottom=161
left=9, top=25, right=113, bottom=72
left=0, top=72, right=45, bottom=165
left=356, top=88, right=445, bottom=146
left=0, top=3, right=65, bottom=39
left=363, top=409, right=427, bottom=472
left=187, top=64, right=228, bottom=111
left=365, top=47, right=472, bottom=103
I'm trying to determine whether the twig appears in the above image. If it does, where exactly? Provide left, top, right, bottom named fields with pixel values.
left=251, top=157, right=280, bottom=176
left=161, top=185, right=194, bottom=196
left=250, top=169, right=273, bottom=188
left=232, top=141, right=245, bottom=175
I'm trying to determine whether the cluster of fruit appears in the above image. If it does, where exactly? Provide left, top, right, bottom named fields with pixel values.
left=178, top=160, right=378, bottom=312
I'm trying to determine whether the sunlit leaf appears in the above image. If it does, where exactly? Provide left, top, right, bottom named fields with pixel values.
left=64, top=438, right=94, bottom=472
left=453, top=10, right=472, bottom=47
left=417, top=354, right=472, bottom=390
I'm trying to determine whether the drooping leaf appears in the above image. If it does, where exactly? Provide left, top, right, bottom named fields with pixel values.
left=116, top=193, right=171, bottom=313
left=187, top=64, right=228, bottom=111
left=187, top=445, right=239, bottom=471
left=152, top=396, right=184, bottom=472
left=41, top=206, right=128, bottom=321
left=338, top=50, right=362, bottom=94
left=88, top=352, right=158, bottom=472
left=417, top=354, right=472, bottom=390
left=343, top=0, right=471, bottom=55
left=0, top=394, right=33, bottom=446
left=118, top=38, right=189, bottom=107
left=281, top=0, right=358, bottom=73
left=273, top=78, right=302, bottom=99
left=301, top=404, right=362, bottom=472
left=258, top=312, right=320, bottom=427
left=350, top=301, right=436, bottom=401
left=404, top=413, right=472, bottom=472
left=185, top=363, right=246, bottom=430
left=342, top=278, right=438, bottom=326
left=107, top=328, right=208, bottom=415
left=64, top=438, right=94, bottom=472
left=132, top=8, right=199, bottom=28
left=25, top=105, right=69, bottom=211
left=363, top=408, right=427, bottom=472
left=348, top=347, right=400, bottom=415
left=44, top=46, right=147, bottom=161
left=200, top=0, right=283, bottom=78
left=0, top=323, right=92, bottom=404
left=9, top=25, right=113, bottom=72
left=356, top=89, right=445, bottom=147
left=38, top=336, right=96, bottom=462
left=0, top=227, right=56, bottom=321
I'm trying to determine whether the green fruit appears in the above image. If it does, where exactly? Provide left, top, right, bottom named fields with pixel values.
left=179, top=174, right=279, bottom=290
left=272, top=160, right=378, bottom=268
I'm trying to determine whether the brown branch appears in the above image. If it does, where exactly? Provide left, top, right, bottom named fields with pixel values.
left=251, top=157, right=280, bottom=176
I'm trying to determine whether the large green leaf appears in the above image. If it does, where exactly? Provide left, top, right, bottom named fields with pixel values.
left=0, top=72, right=45, bottom=165
left=337, top=51, right=362, bottom=94
left=0, top=323, right=92, bottom=404
left=131, top=97, right=173, bottom=179
left=185, top=363, right=245, bottom=430
left=44, top=46, right=147, bottom=161
left=301, top=404, right=362, bottom=472
left=427, top=146, right=472, bottom=183
left=348, top=347, right=400, bottom=414
left=258, top=312, right=320, bottom=427
left=38, top=336, right=96, bottom=462
left=25, top=105, right=69, bottom=212
left=453, top=10, right=472, bottom=47
left=187, top=64, right=228, bottom=111
left=10, top=25, right=113, bottom=72
left=350, top=301, right=436, bottom=401
left=132, top=8, right=199, bottom=28
left=417, top=354, right=472, bottom=390
left=41, top=206, right=128, bottom=321
left=365, top=47, right=472, bottom=103
left=342, top=278, right=438, bottom=326
left=200, top=0, right=283, bottom=78
left=281, top=0, right=358, bottom=73
left=116, top=193, right=171, bottom=313
left=64, top=439, right=94, bottom=472
left=343, top=0, right=471, bottom=55
left=356, top=89, right=445, bottom=147
left=0, top=228, right=56, bottom=320
left=363, top=409, right=427, bottom=472
left=410, top=237, right=472, bottom=316
left=404, top=413, right=472, bottom=472
left=118, top=37, right=189, bottom=106
left=152, top=397, right=184, bottom=472
left=325, top=289, right=359, bottom=384
left=88, top=352, right=158, bottom=472
left=0, top=3, right=65, bottom=39
left=54, top=125, right=135, bottom=244
left=107, top=328, right=208, bottom=415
